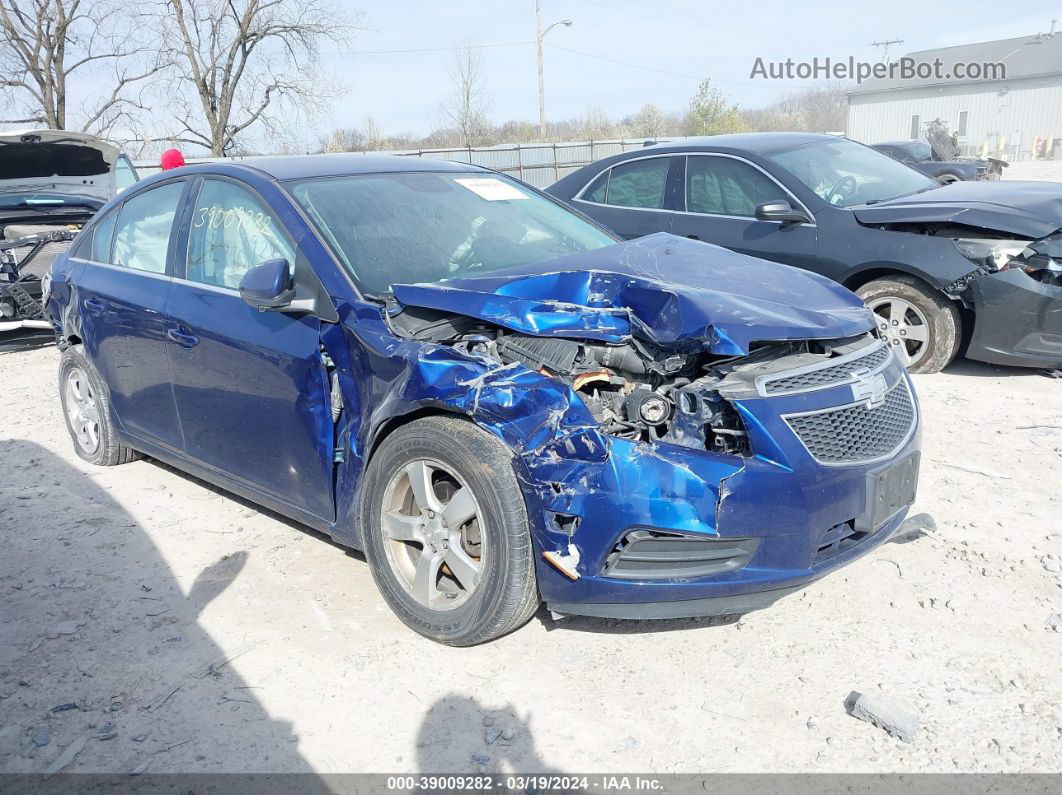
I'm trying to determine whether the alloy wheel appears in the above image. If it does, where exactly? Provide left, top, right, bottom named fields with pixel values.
left=866, top=296, right=930, bottom=368
left=65, top=367, right=101, bottom=454
left=380, top=458, right=485, bottom=611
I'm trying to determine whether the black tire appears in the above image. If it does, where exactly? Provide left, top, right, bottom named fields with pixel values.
left=58, top=345, right=140, bottom=466
left=937, top=172, right=961, bottom=184
left=857, top=276, right=961, bottom=374
left=360, top=416, right=540, bottom=646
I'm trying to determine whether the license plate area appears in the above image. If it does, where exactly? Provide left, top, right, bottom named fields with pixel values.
left=862, top=451, right=920, bottom=531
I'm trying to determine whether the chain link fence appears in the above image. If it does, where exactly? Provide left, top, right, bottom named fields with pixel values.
left=133, top=137, right=685, bottom=187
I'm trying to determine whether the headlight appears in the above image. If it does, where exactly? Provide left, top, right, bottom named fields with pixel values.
left=953, top=238, right=1031, bottom=272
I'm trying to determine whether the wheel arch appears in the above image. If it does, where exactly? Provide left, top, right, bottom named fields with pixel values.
left=364, top=405, right=478, bottom=470
left=842, top=266, right=945, bottom=294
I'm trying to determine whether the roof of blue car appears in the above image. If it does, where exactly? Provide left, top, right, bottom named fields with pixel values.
left=648, top=132, right=839, bottom=153
left=232, top=153, right=490, bottom=180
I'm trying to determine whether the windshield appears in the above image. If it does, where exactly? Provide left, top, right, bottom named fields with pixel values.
left=287, top=171, right=617, bottom=294
left=0, top=192, right=100, bottom=207
left=768, top=138, right=937, bottom=207
left=903, top=142, right=933, bottom=162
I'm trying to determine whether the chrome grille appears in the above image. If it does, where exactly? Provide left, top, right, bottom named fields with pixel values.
left=763, top=344, right=890, bottom=395
left=785, top=379, right=915, bottom=465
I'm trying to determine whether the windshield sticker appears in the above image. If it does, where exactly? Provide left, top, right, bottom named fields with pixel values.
left=454, top=178, right=529, bottom=201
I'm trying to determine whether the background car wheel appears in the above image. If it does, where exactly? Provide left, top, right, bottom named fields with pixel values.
left=58, top=345, right=140, bottom=466
left=360, top=416, right=540, bottom=646
left=937, top=173, right=960, bottom=184
left=857, top=276, right=961, bottom=374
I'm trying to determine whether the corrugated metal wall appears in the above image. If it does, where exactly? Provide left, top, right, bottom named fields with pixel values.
left=134, top=138, right=675, bottom=187
left=846, top=76, right=1062, bottom=158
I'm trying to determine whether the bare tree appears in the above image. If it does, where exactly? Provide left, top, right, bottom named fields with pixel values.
left=159, top=0, right=356, bottom=155
left=577, top=103, right=616, bottom=140
left=626, top=103, right=669, bottom=138
left=743, top=82, right=850, bottom=133
left=0, top=0, right=163, bottom=133
left=440, top=41, right=491, bottom=147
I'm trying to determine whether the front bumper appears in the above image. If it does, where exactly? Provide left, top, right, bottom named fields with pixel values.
left=965, top=269, right=1062, bottom=369
left=532, top=360, right=922, bottom=618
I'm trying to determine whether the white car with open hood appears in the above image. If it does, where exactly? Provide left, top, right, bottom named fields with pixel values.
left=0, top=129, right=139, bottom=335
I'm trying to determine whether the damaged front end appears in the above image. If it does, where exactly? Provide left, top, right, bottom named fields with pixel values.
left=383, top=256, right=920, bottom=618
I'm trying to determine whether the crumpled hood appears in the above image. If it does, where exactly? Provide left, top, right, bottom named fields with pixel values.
left=391, top=233, right=873, bottom=356
left=852, top=181, right=1062, bottom=240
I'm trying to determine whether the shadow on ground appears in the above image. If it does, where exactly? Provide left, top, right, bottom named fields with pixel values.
left=414, top=694, right=562, bottom=778
left=0, top=439, right=331, bottom=789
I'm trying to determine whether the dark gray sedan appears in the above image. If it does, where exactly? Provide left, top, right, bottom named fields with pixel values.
left=548, top=133, right=1062, bottom=374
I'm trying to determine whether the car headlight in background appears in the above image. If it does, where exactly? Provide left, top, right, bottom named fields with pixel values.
left=954, top=238, right=1062, bottom=286
left=953, top=238, right=1031, bottom=272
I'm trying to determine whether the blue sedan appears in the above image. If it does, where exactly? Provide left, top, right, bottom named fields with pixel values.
left=45, top=155, right=920, bottom=644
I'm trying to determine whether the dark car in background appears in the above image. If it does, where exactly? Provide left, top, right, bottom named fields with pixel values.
left=45, top=154, right=920, bottom=644
left=871, top=141, right=1006, bottom=183
left=548, top=133, right=1062, bottom=374
left=1, top=129, right=139, bottom=338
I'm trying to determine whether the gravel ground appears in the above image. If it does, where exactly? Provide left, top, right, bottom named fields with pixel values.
left=1, top=342, right=1059, bottom=776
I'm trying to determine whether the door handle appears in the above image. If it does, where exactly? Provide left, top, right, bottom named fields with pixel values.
left=686, top=234, right=700, bottom=241
left=166, top=328, right=199, bottom=348
left=84, top=297, right=106, bottom=316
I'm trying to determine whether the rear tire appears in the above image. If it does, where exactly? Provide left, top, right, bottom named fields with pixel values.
left=58, top=345, right=140, bottom=466
left=360, top=416, right=540, bottom=646
left=857, top=276, right=961, bottom=374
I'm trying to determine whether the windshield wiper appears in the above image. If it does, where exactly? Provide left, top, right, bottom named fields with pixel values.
left=863, top=185, right=940, bottom=205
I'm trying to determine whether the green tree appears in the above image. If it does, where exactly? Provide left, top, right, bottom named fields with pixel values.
left=685, top=78, right=745, bottom=136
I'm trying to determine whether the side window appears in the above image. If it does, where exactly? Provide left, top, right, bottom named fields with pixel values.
left=582, top=171, right=609, bottom=203
left=686, top=157, right=788, bottom=218
left=112, top=182, right=184, bottom=273
left=185, top=179, right=295, bottom=289
left=90, top=208, right=119, bottom=262
left=602, top=158, right=670, bottom=209
left=114, top=156, right=139, bottom=192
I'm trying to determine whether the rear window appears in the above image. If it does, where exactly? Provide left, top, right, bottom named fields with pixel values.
left=0, top=143, right=108, bottom=179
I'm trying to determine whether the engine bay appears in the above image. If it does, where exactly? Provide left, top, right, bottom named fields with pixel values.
left=390, top=303, right=885, bottom=459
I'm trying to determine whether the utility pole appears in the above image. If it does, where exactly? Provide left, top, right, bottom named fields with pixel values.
left=537, top=0, right=545, bottom=138
left=870, top=38, right=904, bottom=63
left=535, top=2, right=573, bottom=140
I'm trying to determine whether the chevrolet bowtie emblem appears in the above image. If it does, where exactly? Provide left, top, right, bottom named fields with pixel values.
left=851, top=369, right=887, bottom=408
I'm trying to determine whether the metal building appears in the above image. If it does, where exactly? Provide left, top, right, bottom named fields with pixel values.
left=846, top=32, right=1062, bottom=159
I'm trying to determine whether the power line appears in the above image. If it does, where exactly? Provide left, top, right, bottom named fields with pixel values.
left=335, top=41, right=533, bottom=55
left=545, top=43, right=701, bottom=80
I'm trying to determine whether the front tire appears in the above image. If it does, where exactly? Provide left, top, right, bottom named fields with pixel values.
left=58, top=345, right=140, bottom=466
left=360, top=416, right=540, bottom=646
left=857, top=276, right=961, bottom=374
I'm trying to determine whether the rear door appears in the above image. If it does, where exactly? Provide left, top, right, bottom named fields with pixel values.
left=74, top=180, right=187, bottom=449
left=572, top=155, right=678, bottom=239
left=164, top=176, right=335, bottom=520
left=670, top=154, right=819, bottom=272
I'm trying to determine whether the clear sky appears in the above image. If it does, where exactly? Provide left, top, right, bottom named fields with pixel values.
left=320, top=0, right=1060, bottom=139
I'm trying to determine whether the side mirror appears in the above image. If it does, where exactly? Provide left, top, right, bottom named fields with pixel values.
left=754, top=200, right=811, bottom=225
left=239, top=258, right=295, bottom=310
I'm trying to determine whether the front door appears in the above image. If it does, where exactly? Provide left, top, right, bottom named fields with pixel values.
left=75, top=181, right=187, bottom=450
left=669, top=154, right=819, bottom=273
left=164, top=177, right=335, bottom=520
